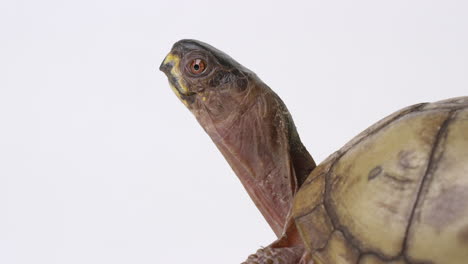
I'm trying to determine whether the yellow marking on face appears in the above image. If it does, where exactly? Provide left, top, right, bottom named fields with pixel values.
left=202, top=96, right=207, bottom=101
left=163, top=53, right=189, bottom=96
left=169, top=83, right=188, bottom=106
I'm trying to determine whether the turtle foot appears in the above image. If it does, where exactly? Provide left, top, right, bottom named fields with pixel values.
left=241, top=246, right=307, bottom=264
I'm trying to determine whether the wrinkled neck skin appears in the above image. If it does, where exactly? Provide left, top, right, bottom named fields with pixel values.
left=188, top=74, right=316, bottom=236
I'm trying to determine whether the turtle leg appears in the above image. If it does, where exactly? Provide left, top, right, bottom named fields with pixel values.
left=242, top=221, right=312, bottom=264
left=242, top=246, right=305, bottom=264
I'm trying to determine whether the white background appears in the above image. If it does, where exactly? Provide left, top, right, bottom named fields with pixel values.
left=0, top=0, right=467, bottom=263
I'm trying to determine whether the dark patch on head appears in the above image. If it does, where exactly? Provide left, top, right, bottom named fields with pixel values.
left=231, top=68, right=243, bottom=77
left=208, top=71, right=229, bottom=87
left=368, top=166, right=382, bottom=181
left=206, top=69, right=248, bottom=92
left=236, top=77, right=248, bottom=91
left=231, top=69, right=248, bottom=91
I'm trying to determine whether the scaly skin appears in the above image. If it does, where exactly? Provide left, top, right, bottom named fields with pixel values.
left=242, top=247, right=305, bottom=264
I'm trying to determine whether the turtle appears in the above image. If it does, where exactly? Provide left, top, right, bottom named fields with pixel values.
left=159, top=39, right=468, bottom=264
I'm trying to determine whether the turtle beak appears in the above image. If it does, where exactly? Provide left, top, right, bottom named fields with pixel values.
left=159, top=59, right=171, bottom=75
left=159, top=53, right=176, bottom=75
left=160, top=53, right=195, bottom=103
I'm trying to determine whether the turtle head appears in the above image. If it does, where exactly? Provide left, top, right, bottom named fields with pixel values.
left=160, top=39, right=257, bottom=117
left=160, top=40, right=315, bottom=236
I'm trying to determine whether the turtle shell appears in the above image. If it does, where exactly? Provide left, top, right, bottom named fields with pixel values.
left=292, top=97, right=468, bottom=264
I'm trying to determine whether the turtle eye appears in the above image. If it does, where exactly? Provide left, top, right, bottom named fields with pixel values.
left=189, top=59, right=206, bottom=75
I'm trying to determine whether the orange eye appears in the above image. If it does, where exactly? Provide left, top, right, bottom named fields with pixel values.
left=190, top=59, right=206, bottom=75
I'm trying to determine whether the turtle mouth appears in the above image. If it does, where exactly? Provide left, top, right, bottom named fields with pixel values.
left=167, top=74, right=196, bottom=97
left=159, top=53, right=196, bottom=99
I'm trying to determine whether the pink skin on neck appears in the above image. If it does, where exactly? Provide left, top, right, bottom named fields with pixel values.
left=191, top=82, right=314, bottom=237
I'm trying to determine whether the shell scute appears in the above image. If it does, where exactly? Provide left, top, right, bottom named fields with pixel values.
left=405, top=108, right=468, bottom=263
